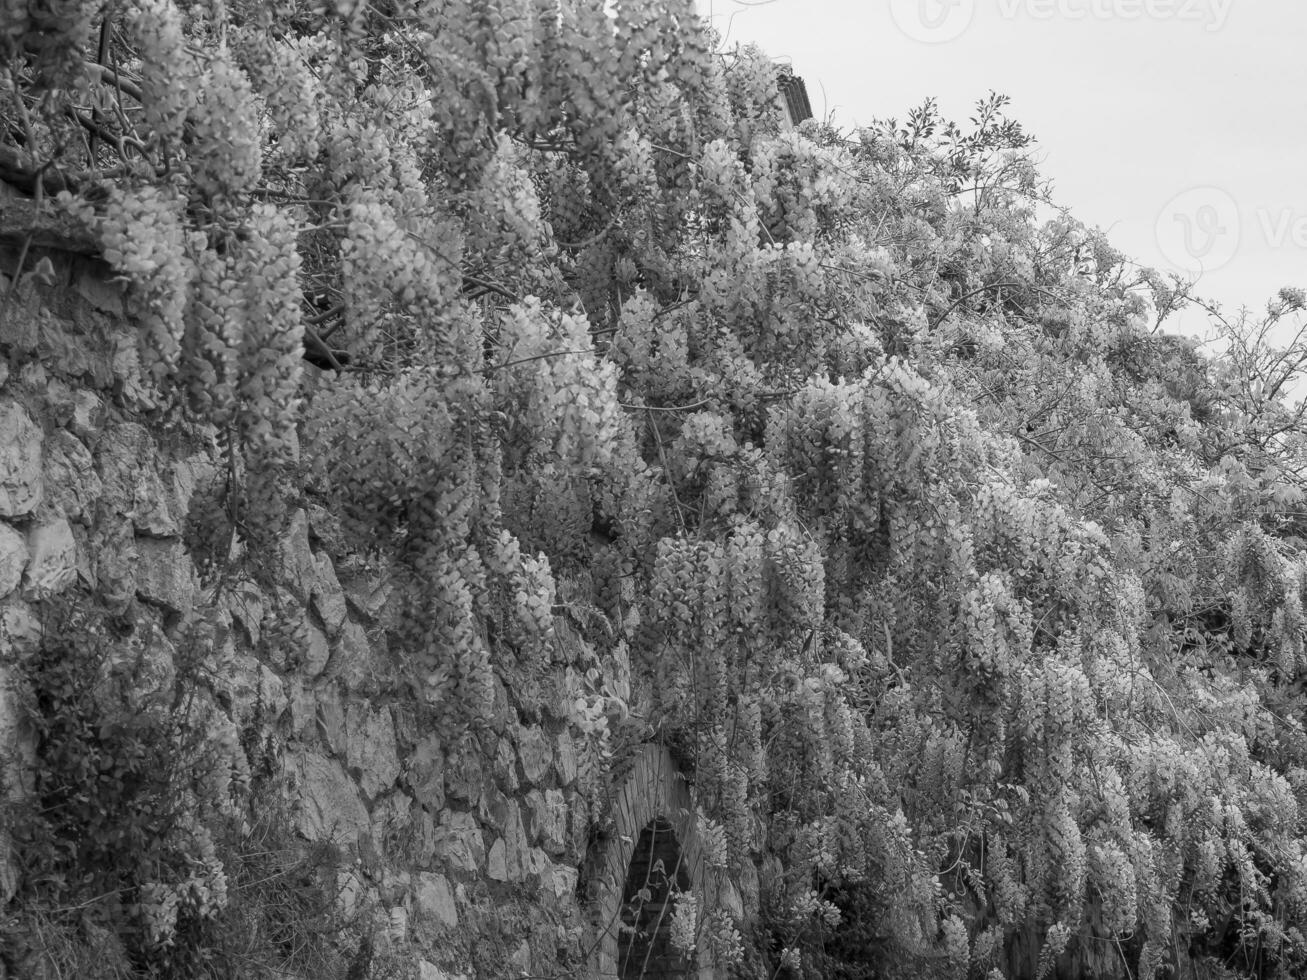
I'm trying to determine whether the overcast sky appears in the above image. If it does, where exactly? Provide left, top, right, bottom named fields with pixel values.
left=694, top=0, right=1307, bottom=340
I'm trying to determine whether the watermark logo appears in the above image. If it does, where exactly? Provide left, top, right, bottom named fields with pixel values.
left=889, top=0, right=976, bottom=43
left=889, top=0, right=1232, bottom=41
left=997, top=0, right=1232, bottom=30
left=1155, top=186, right=1240, bottom=273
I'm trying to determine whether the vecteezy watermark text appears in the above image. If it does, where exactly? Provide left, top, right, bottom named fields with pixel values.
left=1155, top=187, right=1307, bottom=274
left=890, top=0, right=1232, bottom=43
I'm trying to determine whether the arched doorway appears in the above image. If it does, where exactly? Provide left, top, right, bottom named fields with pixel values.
left=619, top=817, right=695, bottom=979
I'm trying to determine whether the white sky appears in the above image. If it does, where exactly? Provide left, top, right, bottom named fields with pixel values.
left=695, top=0, right=1307, bottom=340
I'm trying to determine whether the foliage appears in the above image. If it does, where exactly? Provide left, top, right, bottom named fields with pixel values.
left=0, top=596, right=349, bottom=979
left=6, top=3, right=1307, bottom=979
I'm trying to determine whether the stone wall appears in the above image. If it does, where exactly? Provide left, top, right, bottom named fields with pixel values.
left=0, top=219, right=747, bottom=978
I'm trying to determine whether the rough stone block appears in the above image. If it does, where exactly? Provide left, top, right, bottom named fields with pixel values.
left=312, top=551, right=348, bottom=638
left=345, top=701, right=401, bottom=799
left=418, top=963, right=469, bottom=980
left=92, top=516, right=136, bottom=608
left=0, top=599, right=40, bottom=656
left=96, top=423, right=176, bottom=536
left=23, top=515, right=77, bottom=599
left=304, top=621, right=331, bottom=678
left=68, top=389, right=105, bottom=444
left=279, top=509, right=315, bottom=603
left=527, top=789, right=568, bottom=856
left=444, top=735, right=483, bottom=806
left=340, top=567, right=391, bottom=623
left=487, top=803, right=530, bottom=883
left=487, top=838, right=508, bottom=881
left=0, top=400, right=42, bottom=516
left=327, top=617, right=369, bottom=685
left=414, top=872, right=458, bottom=929
left=44, top=430, right=100, bottom=524
left=547, top=863, right=579, bottom=901
left=494, top=737, right=520, bottom=792
left=432, top=810, right=485, bottom=874
left=134, top=537, right=196, bottom=618
left=385, top=905, right=408, bottom=945
left=293, top=750, right=370, bottom=845
left=316, top=690, right=346, bottom=755
left=518, top=727, right=553, bottom=786
left=169, top=453, right=215, bottom=524
left=0, top=522, right=27, bottom=598
left=407, top=734, right=445, bottom=811
left=285, top=676, right=314, bottom=735
left=555, top=730, right=578, bottom=787
left=372, top=792, right=413, bottom=852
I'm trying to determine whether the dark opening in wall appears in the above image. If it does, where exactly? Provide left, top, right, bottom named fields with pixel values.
left=619, top=817, right=695, bottom=980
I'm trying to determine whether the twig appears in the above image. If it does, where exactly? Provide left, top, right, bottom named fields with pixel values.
left=484, top=349, right=593, bottom=374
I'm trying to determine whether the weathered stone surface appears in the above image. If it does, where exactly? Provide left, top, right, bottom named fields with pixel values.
left=293, top=750, right=370, bottom=845
left=105, top=622, right=177, bottom=708
left=0, top=825, right=17, bottom=905
left=328, top=618, right=369, bottom=685
left=67, top=390, right=104, bottom=444
left=526, top=789, right=568, bottom=856
left=547, top=863, right=579, bottom=901
left=408, top=734, right=445, bottom=811
left=555, top=730, right=578, bottom=787
left=169, top=453, right=215, bottom=524
left=96, top=423, right=176, bottom=536
left=486, top=837, right=508, bottom=881
left=225, top=581, right=264, bottom=646
left=411, top=807, right=437, bottom=866
left=304, top=621, right=331, bottom=678
left=312, top=552, right=348, bottom=638
left=216, top=651, right=287, bottom=727
left=0, top=400, right=42, bottom=516
left=432, top=810, right=485, bottom=874
left=525, top=846, right=550, bottom=878
left=479, top=782, right=514, bottom=834
left=23, top=515, right=77, bottom=599
left=74, top=263, right=125, bottom=316
left=285, top=677, right=314, bottom=735
left=494, top=738, right=520, bottom=792
left=565, top=789, right=589, bottom=864
left=418, top=963, right=468, bottom=980
left=372, top=793, right=413, bottom=863
left=134, top=537, right=195, bottom=618
left=111, top=333, right=154, bottom=410
left=92, top=515, right=136, bottom=608
left=280, top=509, right=315, bottom=604
left=509, top=940, right=531, bottom=976
left=487, top=803, right=530, bottom=883
left=444, top=735, right=483, bottom=806
left=336, top=867, right=367, bottom=918
left=0, top=523, right=27, bottom=598
left=385, top=905, right=409, bottom=945
left=379, top=868, right=411, bottom=907
left=345, top=702, right=400, bottom=799
left=518, top=727, right=553, bottom=786
left=414, top=872, right=459, bottom=929
left=340, top=566, right=391, bottom=622
left=0, top=599, right=40, bottom=656
left=0, top=662, right=25, bottom=779
left=44, top=430, right=100, bottom=524
left=317, top=689, right=346, bottom=755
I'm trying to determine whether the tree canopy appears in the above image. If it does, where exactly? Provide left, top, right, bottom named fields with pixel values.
left=4, top=2, right=1307, bottom=978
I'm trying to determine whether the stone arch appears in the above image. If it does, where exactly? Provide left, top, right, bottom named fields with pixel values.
left=584, top=745, right=742, bottom=979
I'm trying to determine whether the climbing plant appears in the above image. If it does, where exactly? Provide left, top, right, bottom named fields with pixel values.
left=5, top=2, right=1307, bottom=979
